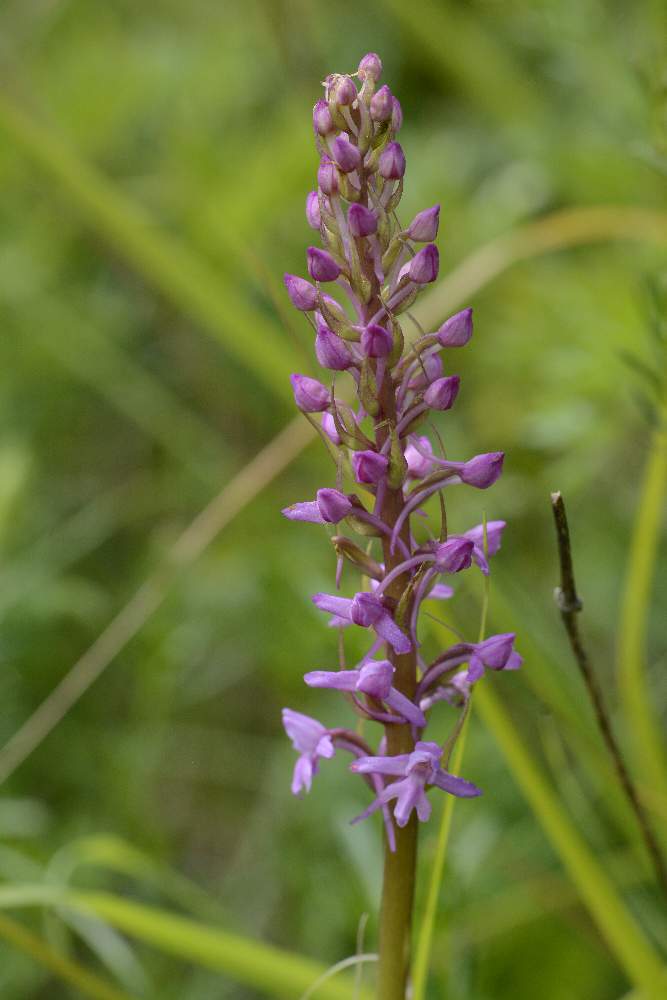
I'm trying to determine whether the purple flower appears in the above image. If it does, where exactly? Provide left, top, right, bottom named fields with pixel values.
left=305, top=660, right=426, bottom=727
left=351, top=449, right=389, bottom=484
left=290, top=373, right=330, bottom=412
left=348, top=203, right=378, bottom=237
left=405, top=205, right=440, bottom=242
left=416, top=634, right=522, bottom=706
left=424, top=375, right=460, bottom=410
left=437, top=308, right=473, bottom=347
left=379, top=142, right=406, bottom=180
left=370, top=85, right=393, bottom=122
left=283, top=709, right=335, bottom=795
left=308, top=247, right=341, bottom=283
left=351, top=741, right=481, bottom=827
left=409, top=244, right=439, bottom=284
left=460, top=451, right=504, bottom=488
left=312, top=591, right=412, bottom=654
left=282, top=488, right=353, bottom=525
left=409, top=353, right=443, bottom=390
left=284, top=274, right=318, bottom=312
left=463, top=520, right=506, bottom=573
left=306, top=191, right=321, bottom=230
left=315, top=326, right=353, bottom=371
left=313, top=100, right=334, bottom=136
left=318, top=158, right=339, bottom=196
left=413, top=452, right=503, bottom=489
left=405, top=435, right=435, bottom=478
left=433, top=536, right=475, bottom=573
left=331, top=134, right=362, bottom=174
left=358, top=52, right=382, bottom=82
left=361, top=324, right=393, bottom=358
left=329, top=74, right=357, bottom=107
left=467, top=633, right=522, bottom=682
left=281, top=56, right=518, bottom=837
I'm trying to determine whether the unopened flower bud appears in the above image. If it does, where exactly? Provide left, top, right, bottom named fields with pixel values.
left=405, top=204, right=440, bottom=242
left=290, top=373, right=330, bottom=412
left=477, top=633, right=516, bottom=668
left=370, top=84, right=393, bottom=122
left=331, top=134, right=362, bottom=173
left=461, top=452, right=504, bottom=488
left=316, top=488, right=353, bottom=523
left=317, top=158, right=339, bottom=196
left=409, top=244, right=439, bottom=284
left=307, top=246, right=341, bottom=282
left=409, top=353, right=443, bottom=389
left=284, top=274, right=318, bottom=311
left=306, top=191, right=321, bottom=230
left=315, top=325, right=353, bottom=370
left=361, top=323, right=393, bottom=358
left=358, top=52, right=382, bottom=82
left=313, top=100, right=334, bottom=136
left=379, top=141, right=406, bottom=180
left=348, top=203, right=377, bottom=237
left=329, top=74, right=356, bottom=106
left=424, top=375, right=460, bottom=410
left=437, top=308, right=473, bottom=347
left=351, top=449, right=389, bottom=484
left=391, top=97, right=403, bottom=132
left=434, top=536, right=475, bottom=573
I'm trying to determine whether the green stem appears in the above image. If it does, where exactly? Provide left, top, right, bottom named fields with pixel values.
left=376, top=814, right=418, bottom=999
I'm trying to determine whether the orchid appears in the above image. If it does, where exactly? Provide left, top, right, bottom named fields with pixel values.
left=282, top=709, right=334, bottom=796
left=279, top=53, right=521, bottom=999
left=351, top=741, right=481, bottom=828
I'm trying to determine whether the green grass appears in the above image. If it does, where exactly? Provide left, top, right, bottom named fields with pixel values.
left=0, top=1, right=666, bottom=997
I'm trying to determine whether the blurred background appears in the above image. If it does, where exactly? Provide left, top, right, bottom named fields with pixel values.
left=0, top=1, right=666, bottom=997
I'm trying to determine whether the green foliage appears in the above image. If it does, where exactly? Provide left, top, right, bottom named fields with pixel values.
left=0, top=0, right=666, bottom=997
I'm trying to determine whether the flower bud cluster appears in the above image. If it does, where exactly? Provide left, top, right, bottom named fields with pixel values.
left=281, top=55, right=521, bottom=844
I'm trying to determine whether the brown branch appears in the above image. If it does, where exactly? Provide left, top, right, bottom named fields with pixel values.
left=550, top=490, right=667, bottom=897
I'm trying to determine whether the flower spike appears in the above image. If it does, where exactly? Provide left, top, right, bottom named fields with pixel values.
left=279, top=54, right=519, bottom=919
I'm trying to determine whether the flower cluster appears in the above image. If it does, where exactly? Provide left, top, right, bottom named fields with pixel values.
left=281, top=54, right=521, bottom=846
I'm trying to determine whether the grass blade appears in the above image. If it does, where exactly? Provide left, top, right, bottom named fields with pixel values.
left=18, top=297, right=226, bottom=484
left=0, top=885, right=372, bottom=1000
left=411, top=720, right=470, bottom=1000
left=472, top=677, right=666, bottom=995
left=617, top=399, right=667, bottom=819
left=0, top=912, right=135, bottom=1000
left=0, top=91, right=296, bottom=403
left=0, top=417, right=313, bottom=784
